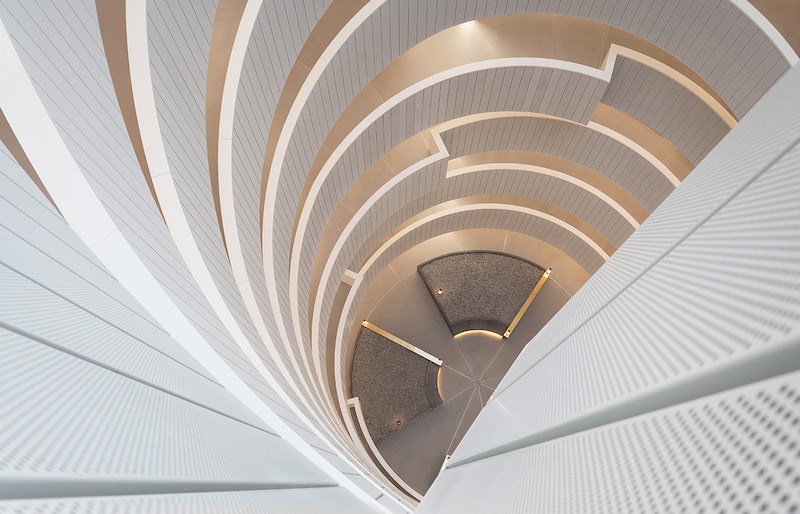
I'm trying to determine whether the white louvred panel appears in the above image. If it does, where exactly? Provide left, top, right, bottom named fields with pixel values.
left=0, top=329, right=333, bottom=492
left=0, top=487, right=373, bottom=514
left=421, top=370, right=800, bottom=514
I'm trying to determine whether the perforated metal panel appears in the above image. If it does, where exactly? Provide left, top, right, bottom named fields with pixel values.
left=0, top=487, right=373, bottom=514
left=421, top=370, right=800, bottom=513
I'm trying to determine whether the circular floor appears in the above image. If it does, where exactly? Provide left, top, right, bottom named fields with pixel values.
left=358, top=268, right=570, bottom=495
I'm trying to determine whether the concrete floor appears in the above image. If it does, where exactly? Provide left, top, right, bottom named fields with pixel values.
left=369, top=270, right=570, bottom=495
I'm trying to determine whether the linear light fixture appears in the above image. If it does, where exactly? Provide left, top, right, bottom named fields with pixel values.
left=362, top=321, right=443, bottom=366
left=504, top=268, right=551, bottom=338
left=453, top=329, right=504, bottom=339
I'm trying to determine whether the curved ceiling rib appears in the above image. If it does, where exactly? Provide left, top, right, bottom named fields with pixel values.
left=446, top=153, right=647, bottom=229
left=204, top=0, right=366, bottom=442
left=359, top=197, right=614, bottom=276
left=95, top=0, right=394, bottom=501
left=95, top=0, right=163, bottom=219
left=207, top=0, right=261, bottom=247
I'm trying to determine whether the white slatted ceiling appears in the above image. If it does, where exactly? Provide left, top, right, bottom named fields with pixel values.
left=440, top=116, right=674, bottom=212
left=602, top=56, right=729, bottom=164
left=272, top=0, right=788, bottom=312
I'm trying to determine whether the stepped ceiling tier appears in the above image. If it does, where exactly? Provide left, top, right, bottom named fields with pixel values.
left=0, top=0, right=797, bottom=509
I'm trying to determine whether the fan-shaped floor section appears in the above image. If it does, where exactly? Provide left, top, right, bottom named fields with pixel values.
left=418, top=251, right=545, bottom=335
left=350, top=326, right=437, bottom=442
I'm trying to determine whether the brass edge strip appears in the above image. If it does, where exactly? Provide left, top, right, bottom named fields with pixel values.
left=362, top=321, right=442, bottom=366
left=504, top=268, right=552, bottom=338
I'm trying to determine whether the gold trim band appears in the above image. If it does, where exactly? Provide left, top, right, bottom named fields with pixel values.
left=504, top=268, right=552, bottom=338
left=362, top=321, right=442, bottom=366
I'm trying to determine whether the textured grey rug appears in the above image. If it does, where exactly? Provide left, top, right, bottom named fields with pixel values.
left=418, top=251, right=545, bottom=335
left=350, top=327, right=434, bottom=442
